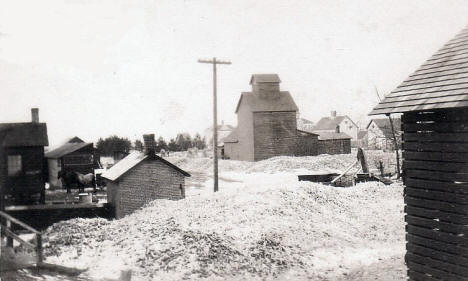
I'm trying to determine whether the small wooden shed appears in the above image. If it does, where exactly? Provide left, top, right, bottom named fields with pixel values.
left=45, top=138, right=96, bottom=188
left=0, top=108, right=48, bottom=208
left=101, top=134, right=190, bottom=219
left=370, top=26, right=468, bottom=280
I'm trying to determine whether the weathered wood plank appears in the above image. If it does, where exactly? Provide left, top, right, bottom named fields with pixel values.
left=406, top=215, right=468, bottom=235
left=406, top=169, right=468, bottom=182
left=403, top=132, right=468, bottom=142
left=407, top=269, right=441, bottom=281
left=406, top=252, right=468, bottom=277
left=405, top=205, right=468, bottom=225
left=406, top=260, right=466, bottom=281
left=370, top=101, right=468, bottom=115
left=386, top=90, right=468, bottom=104
left=402, top=122, right=468, bottom=133
left=404, top=142, right=468, bottom=153
left=1, top=227, right=36, bottom=250
left=403, top=151, right=468, bottom=162
left=407, top=224, right=468, bottom=245
left=405, top=187, right=468, bottom=204
left=402, top=110, right=468, bottom=123
left=405, top=196, right=468, bottom=214
left=407, top=235, right=468, bottom=260
left=404, top=161, right=468, bottom=173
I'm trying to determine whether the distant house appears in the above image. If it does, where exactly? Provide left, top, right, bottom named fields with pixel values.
left=355, top=130, right=368, bottom=148
left=0, top=108, right=48, bottom=207
left=224, top=74, right=299, bottom=161
left=102, top=134, right=190, bottom=219
left=313, top=111, right=359, bottom=141
left=45, top=137, right=96, bottom=188
left=366, top=118, right=402, bottom=150
left=203, top=121, right=234, bottom=148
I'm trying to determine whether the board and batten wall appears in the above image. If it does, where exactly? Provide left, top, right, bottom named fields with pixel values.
left=401, top=108, right=468, bottom=280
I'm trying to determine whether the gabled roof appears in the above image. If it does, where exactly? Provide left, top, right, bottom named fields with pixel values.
left=370, top=26, right=468, bottom=115
left=366, top=118, right=402, bottom=138
left=250, top=74, right=281, bottom=84
left=101, top=151, right=190, bottom=181
left=315, top=131, right=352, bottom=140
left=0, top=123, right=48, bottom=147
left=45, top=142, right=93, bottom=158
left=313, top=115, right=358, bottom=131
left=68, top=136, right=84, bottom=143
left=235, top=92, right=298, bottom=113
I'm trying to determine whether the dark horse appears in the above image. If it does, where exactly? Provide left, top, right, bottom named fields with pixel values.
left=58, top=170, right=96, bottom=193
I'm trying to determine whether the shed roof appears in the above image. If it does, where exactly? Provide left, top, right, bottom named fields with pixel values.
left=0, top=123, right=48, bottom=147
left=314, top=131, right=352, bottom=140
left=250, top=74, right=281, bottom=84
left=235, top=91, right=298, bottom=113
left=45, top=142, right=92, bottom=158
left=370, top=26, right=468, bottom=115
left=101, top=151, right=190, bottom=181
left=297, top=129, right=319, bottom=137
left=366, top=118, right=402, bottom=138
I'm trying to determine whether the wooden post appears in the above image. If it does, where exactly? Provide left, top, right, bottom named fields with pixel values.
left=198, top=57, right=231, bottom=192
left=36, top=233, right=43, bottom=263
left=6, top=219, right=13, bottom=247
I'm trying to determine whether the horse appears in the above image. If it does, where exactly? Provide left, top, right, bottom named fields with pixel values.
left=58, top=170, right=96, bottom=194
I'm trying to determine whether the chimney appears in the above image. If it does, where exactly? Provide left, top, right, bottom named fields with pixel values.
left=143, top=134, right=156, bottom=156
left=335, top=125, right=340, bottom=133
left=331, top=111, right=337, bottom=118
left=31, top=108, right=39, bottom=123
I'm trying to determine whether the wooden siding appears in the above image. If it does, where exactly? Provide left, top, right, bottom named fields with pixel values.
left=253, top=111, right=297, bottom=161
left=317, top=139, right=351, bottom=155
left=296, top=134, right=318, bottom=156
left=370, top=26, right=468, bottom=115
left=402, top=109, right=468, bottom=280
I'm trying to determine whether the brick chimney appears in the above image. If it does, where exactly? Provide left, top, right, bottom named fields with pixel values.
left=331, top=111, right=337, bottom=118
left=31, top=108, right=39, bottom=123
left=143, top=134, right=156, bottom=156
left=335, top=125, right=340, bottom=133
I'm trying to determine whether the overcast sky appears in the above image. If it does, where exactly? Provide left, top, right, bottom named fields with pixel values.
left=1, top=0, right=467, bottom=146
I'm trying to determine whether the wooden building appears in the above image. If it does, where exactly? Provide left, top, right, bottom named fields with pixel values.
left=224, top=74, right=299, bottom=161
left=295, top=130, right=319, bottom=156
left=102, top=134, right=190, bottom=219
left=369, top=26, right=468, bottom=280
left=366, top=118, right=402, bottom=151
left=316, top=132, right=352, bottom=155
left=0, top=108, right=48, bottom=208
left=45, top=138, right=96, bottom=188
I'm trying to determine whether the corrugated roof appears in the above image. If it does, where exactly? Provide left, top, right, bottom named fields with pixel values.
left=235, top=91, right=298, bottom=113
left=370, top=26, right=468, bottom=115
left=250, top=74, right=281, bottom=84
left=101, top=151, right=190, bottom=181
left=366, top=118, right=402, bottom=139
left=45, top=142, right=92, bottom=158
left=314, top=131, right=352, bottom=140
left=0, top=123, right=48, bottom=147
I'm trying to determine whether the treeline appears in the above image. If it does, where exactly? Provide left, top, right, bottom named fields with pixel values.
left=96, top=133, right=206, bottom=156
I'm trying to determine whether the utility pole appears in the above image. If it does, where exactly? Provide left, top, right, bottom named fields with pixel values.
left=198, top=57, right=231, bottom=192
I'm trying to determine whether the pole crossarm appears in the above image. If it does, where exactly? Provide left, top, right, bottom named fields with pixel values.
left=198, top=59, right=231, bottom=65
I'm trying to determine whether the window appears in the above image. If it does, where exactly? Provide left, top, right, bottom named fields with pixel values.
left=8, top=155, right=22, bottom=176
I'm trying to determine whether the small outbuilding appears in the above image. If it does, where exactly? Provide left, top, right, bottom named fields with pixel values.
left=45, top=137, right=96, bottom=188
left=315, top=132, right=351, bottom=155
left=0, top=108, right=48, bottom=208
left=369, top=26, right=468, bottom=280
left=101, top=134, right=190, bottom=219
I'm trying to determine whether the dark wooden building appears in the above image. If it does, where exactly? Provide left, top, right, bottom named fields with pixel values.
left=224, top=74, right=299, bottom=161
left=316, top=132, right=352, bottom=155
left=370, top=26, right=468, bottom=280
left=45, top=138, right=96, bottom=188
left=102, top=134, right=190, bottom=219
left=0, top=108, right=48, bottom=208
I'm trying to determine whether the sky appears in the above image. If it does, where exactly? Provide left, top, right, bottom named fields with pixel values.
left=1, top=0, right=467, bottom=146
